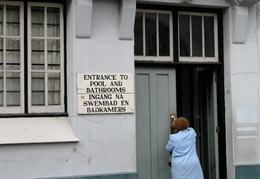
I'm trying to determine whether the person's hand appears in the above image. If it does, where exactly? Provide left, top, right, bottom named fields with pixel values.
left=171, top=121, right=176, bottom=129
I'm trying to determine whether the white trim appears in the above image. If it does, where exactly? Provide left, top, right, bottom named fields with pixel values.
left=179, top=57, right=218, bottom=62
left=0, top=2, right=24, bottom=114
left=135, top=9, right=173, bottom=62
left=0, top=117, right=79, bottom=144
left=178, top=12, right=218, bottom=62
left=28, top=2, right=65, bottom=113
left=135, top=56, right=172, bottom=61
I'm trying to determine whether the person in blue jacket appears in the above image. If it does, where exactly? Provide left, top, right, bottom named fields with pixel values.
left=166, top=117, right=204, bottom=179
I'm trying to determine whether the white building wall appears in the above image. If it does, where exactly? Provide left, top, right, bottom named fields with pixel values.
left=224, top=3, right=260, bottom=178
left=0, top=0, right=137, bottom=178
left=66, top=0, right=137, bottom=176
left=1, top=0, right=260, bottom=178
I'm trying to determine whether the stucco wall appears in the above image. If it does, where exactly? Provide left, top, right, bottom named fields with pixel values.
left=1, top=0, right=260, bottom=178
left=224, top=3, right=260, bottom=179
left=66, top=0, right=136, bottom=176
left=0, top=0, right=136, bottom=178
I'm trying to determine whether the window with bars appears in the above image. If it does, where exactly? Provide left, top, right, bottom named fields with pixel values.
left=0, top=2, right=65, bottom=114
left=134, top=9, right=219, bottom=62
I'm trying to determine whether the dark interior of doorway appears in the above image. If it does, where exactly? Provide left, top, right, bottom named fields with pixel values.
left=175, top=66, right=227, bottom=179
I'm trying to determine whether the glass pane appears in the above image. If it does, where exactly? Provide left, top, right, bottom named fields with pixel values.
left=192, top=16, right=202, bottom=57
left=31, top=72, right=45, bottom=106
left=145, top=13, right=156, bottom=56
left=31, top=6, right=44, bottom=37
left=47, top=7, right=60, bottom=37
left=48, top=72, right=60, bottom=105
left=204, top=16, right=215, bottom=57
left=0, top=5, right=3, bottom=35
left=179, top=14, right=190, bottom=56
left=47, top=39, right=60, bottom=70
left=6, top=5, right=20, bottom=36
left=6, top=72, right=20, bottom=106
left=159, top=13, right=170, bottom=56
left=31, top=39, right=45, bottom=70
left=134, top=12, right=143, bottom=56
left=0, top=38, right=3, bottom=70
left=0, top=72, right=3, bottom=106
left=6, top=38, right=20, bottom=70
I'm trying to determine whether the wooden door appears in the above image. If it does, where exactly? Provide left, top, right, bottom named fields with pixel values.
left=135, top=67, right=176, bottom=179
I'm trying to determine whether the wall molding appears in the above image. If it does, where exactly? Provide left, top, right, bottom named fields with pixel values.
left=119, top=0, right=136, bottom=40
left=76, top=0, right=93, bottom=38
left=45, top=172, right=138, bottom=179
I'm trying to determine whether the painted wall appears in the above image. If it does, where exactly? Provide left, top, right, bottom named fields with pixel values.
left=0, top=0, right=136, bottom=178
left=66, top=0, right=136, bottom=176
left=1, top=0, right=260, bottom=178
left=224, top=3, right=260, bottom=179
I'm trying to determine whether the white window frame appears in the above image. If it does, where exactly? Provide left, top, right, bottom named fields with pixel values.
left=0, top=1, right=65, bottom=114
left=178, top=12, right=218, bottom=62
left=0, top=2, right=78, bottom=145
left=28, top=2, right=65, bottom=113
left=134, top=9, right=173, bottom=62
left=0, top=1, right=24, bottom=114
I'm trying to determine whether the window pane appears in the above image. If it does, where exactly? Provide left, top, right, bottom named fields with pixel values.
left=31, top=6, right=44, bottom=37
left=0, top=38, right=3, bottom=70
left=47, top=7, right=60, bottom=37
left=134, top=12, right=143, bottom=56
left=204, top=16, right=215, bottom=57
left=145, top=13, right=156, bottom=56
left=6, top=72, right=20, bottom=106
left=47, top=39, right=60, bottom=70
left=31, top=39, right=45, bottom=70
left=6, top=5, right=20, bottom=36
left=192, top=16, right=202, bottom=57
left=6, top=38, right=20, bottom=70
left=179, top=15, right=190, bottom=56
left=48, top=72, right=60, bottom=105
left=31, top=72, right=45, bottom=106
left=0, top=5, right=3, bottom=35
left=0, top=73, right=3, bottom=106
left=159, top=13, right=170, bottom=56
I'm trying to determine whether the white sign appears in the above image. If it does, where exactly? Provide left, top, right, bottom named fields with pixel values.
left=77, top=73, right=134, bottom=114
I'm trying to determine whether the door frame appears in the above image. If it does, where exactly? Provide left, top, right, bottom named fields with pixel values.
left=135, top=62, right=227, bottom=179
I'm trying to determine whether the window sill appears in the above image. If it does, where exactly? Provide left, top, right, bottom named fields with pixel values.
left=0, top=117, right=79, bottom=145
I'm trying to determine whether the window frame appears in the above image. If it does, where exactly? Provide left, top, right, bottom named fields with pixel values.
left=0, top=1, right=24, bottom=114
left=178, top=11, right=218, bottom=62
left=134, top=9, right=173, bottom=62
left=27, top=2, right=65, bottom=113
left=134, top=7, right=221, bottom=63
left=0, top=1, right=66, bottom=115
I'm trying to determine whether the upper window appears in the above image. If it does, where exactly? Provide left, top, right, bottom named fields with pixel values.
left=179, top=12, right=218, bottom=62
left=134, top=9, right=173, bottom=61
left=0, top=2, right=65, bottom=114
left=134, top=9, right=219, bottom=62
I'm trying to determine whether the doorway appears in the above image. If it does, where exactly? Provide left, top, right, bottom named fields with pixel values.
left=136, top=66, right=222, bottom=179
left=176, top=67, right=219, bottom=179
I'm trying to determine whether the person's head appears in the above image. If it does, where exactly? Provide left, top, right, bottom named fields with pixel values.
left=173, top=117, right=190, bottom=131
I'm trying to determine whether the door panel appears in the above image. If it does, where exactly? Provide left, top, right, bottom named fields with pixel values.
left=198, top=69, right=219, bottom=179
left=136, top=67, right=176, bottom=179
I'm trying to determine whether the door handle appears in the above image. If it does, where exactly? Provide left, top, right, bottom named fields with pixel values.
left=216, top=126, right=220, bottom=133
left=170, top=113, right=176, bottom=124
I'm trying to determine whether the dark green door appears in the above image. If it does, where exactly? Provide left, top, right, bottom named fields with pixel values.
left=135, top=67, right=176, bottom=179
